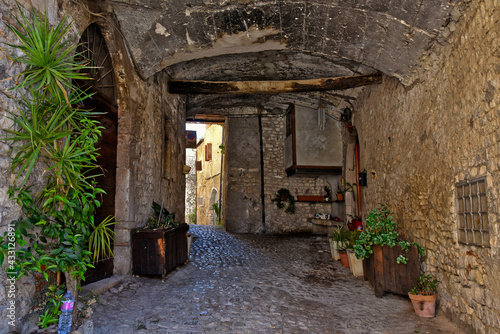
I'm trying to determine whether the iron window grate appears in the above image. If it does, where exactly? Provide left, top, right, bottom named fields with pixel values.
left=456, top=177, right=490, bottom=247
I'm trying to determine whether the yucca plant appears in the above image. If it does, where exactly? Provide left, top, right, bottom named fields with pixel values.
left=0, top=5, right=115, bottom=327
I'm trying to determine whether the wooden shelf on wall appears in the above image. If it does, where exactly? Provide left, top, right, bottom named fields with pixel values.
left=296, top=196, right=343, bottom=203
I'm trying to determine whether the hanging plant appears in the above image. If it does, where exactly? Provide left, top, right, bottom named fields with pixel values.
left=272, top=188, right=296, bottom=214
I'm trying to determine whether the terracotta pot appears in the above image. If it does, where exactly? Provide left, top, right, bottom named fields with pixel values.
left=408, top=292, right=437, bottom=317
left=339, top=251, right=350, bottom=267
left=336, top=193, right=344, bottom=201
left=352, top=219, right=363, bottom=230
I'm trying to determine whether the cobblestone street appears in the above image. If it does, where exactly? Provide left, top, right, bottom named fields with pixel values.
left=91, top=225, right=463, bottom=333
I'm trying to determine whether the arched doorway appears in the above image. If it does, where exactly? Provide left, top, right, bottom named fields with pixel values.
left=209, top=188, right=219, bottom=225
left=76, top=23, right=118, bottom=284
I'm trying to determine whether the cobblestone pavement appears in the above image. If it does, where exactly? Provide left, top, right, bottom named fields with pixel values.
left=91, top=225, right=463, bottom=334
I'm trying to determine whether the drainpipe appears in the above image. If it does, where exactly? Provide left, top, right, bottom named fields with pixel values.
left=355, top=140, right=362, bottom=217
left=219, top=125, right=224, bottom=225
left=258, top=107, right=266, bottom=233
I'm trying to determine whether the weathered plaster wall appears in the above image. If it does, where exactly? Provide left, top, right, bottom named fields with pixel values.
left=355, top=2, right=500, bottom=333
left=196, top=124, right=223, bottom=226
left=111, top=0, right=460, bottom=84
left=224, top=116, right=263, bottom=233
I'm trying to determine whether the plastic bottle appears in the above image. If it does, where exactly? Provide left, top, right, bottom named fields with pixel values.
left=58, top=291, right=74, bottom=334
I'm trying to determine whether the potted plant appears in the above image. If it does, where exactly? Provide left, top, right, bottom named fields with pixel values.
left=333, top=228, right=350, bottom=267
left=348, top=215, right=363, bottom=231
left=323, top=185, right=332, bottom=202
left=353, top=204, right=425, bottom=297
left=336, top=181, right=356, bottom=201
left=408, top=274, right=438, bottom=317
left=345, top=231, right=364, bottom=276
left=329, top=227, right=345, bottom=261
left=132, top=202, right=189, bottom=277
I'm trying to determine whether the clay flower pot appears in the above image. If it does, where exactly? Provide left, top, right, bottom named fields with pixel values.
left=339, top=251, right=350, bottom=268
left=408, top=292, right=437, bottom=317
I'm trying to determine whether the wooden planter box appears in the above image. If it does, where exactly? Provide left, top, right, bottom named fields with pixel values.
left=297, top=195, right=324, bottom=202
left=132, top=224, right=189, bottom=277
left=363, top=244, right=420, bottom=297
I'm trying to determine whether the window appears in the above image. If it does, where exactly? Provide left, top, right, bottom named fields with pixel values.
left=196, top=160, right=202, bottom=171
left=456, top=177, right=490, bottom=247
left=205, top=143, right=212, bottom=161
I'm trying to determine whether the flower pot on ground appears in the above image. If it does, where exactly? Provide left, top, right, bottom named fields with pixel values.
left=347, top=250, right=363, bottom=276
left=409, top=293, right=437, bottom=318
left=339, top=250, right=350, bottom=267
left=132, top=202, right=189, bottom=277
left=344, top=230, right=363, bottom=276
left=353, top=204, right=424, bottom=297
left=329, top=238, right=340, bottom=261
left=330, top=227, right=347, bottom=261
left=409, top=274, right=438, bottom=317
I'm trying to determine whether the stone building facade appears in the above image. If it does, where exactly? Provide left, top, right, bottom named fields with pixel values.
left=353, top=2, right=500, bottom=333
left=196, top=124, right=224, bottom=226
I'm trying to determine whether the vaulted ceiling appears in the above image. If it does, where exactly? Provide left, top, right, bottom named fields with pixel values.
left=108, top=0, right=462, bottom=118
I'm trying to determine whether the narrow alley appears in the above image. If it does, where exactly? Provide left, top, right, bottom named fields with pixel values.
left=91, top=225, right=462, bottom=334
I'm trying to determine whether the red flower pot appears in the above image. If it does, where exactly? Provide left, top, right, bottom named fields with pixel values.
left=339, top=251, right=350, bottom=267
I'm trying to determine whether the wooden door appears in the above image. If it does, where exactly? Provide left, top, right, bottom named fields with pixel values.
left=77, top=23, right=118, bottom=285
left=83, top=96, right=118, bottom=284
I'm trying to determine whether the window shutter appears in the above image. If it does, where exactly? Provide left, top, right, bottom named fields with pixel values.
left=205, top=143, right=212, bottom=161
left=196, top=160, right=202, bottom=171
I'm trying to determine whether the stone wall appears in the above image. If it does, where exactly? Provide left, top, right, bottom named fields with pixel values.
left=224, top=112, right=344, bottom=234
left=0, top=3, right=40, bottom=331
left=196, top=125, right=223, bottom=226
left=354, top=2, right=500, bottom=333
left=261, top=115, right=343, bottom=234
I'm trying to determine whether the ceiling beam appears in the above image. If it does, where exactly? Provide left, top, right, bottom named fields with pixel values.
left=168, top=73, right=382, bottom=95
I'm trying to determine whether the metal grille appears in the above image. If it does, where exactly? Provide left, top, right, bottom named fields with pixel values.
left=456, top=178, right=490, bottom=247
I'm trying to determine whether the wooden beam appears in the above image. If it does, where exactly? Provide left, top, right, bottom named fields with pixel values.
left=168, top=73, right=382, bottom=95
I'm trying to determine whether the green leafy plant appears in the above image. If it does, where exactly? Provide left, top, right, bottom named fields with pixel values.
left=88, top=216, right=116, bottom=264
left=211, top=203, right=221, bottom=225
left=272, top=188, right=295, bottom=214
left=352, top=204, right=424, bottom=263
left=410, top=274, right=438, bottom=295
left=0, top=5, right=115, bottom=327
left=337, top=182, right=356, bottom=201
left=146, top=202, right=178, bottom=229
left=187, top=210, right=196, bottom=224
left=330, top=227, right=351, bottom=251
left=37, top=284, right=65, bottom=327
